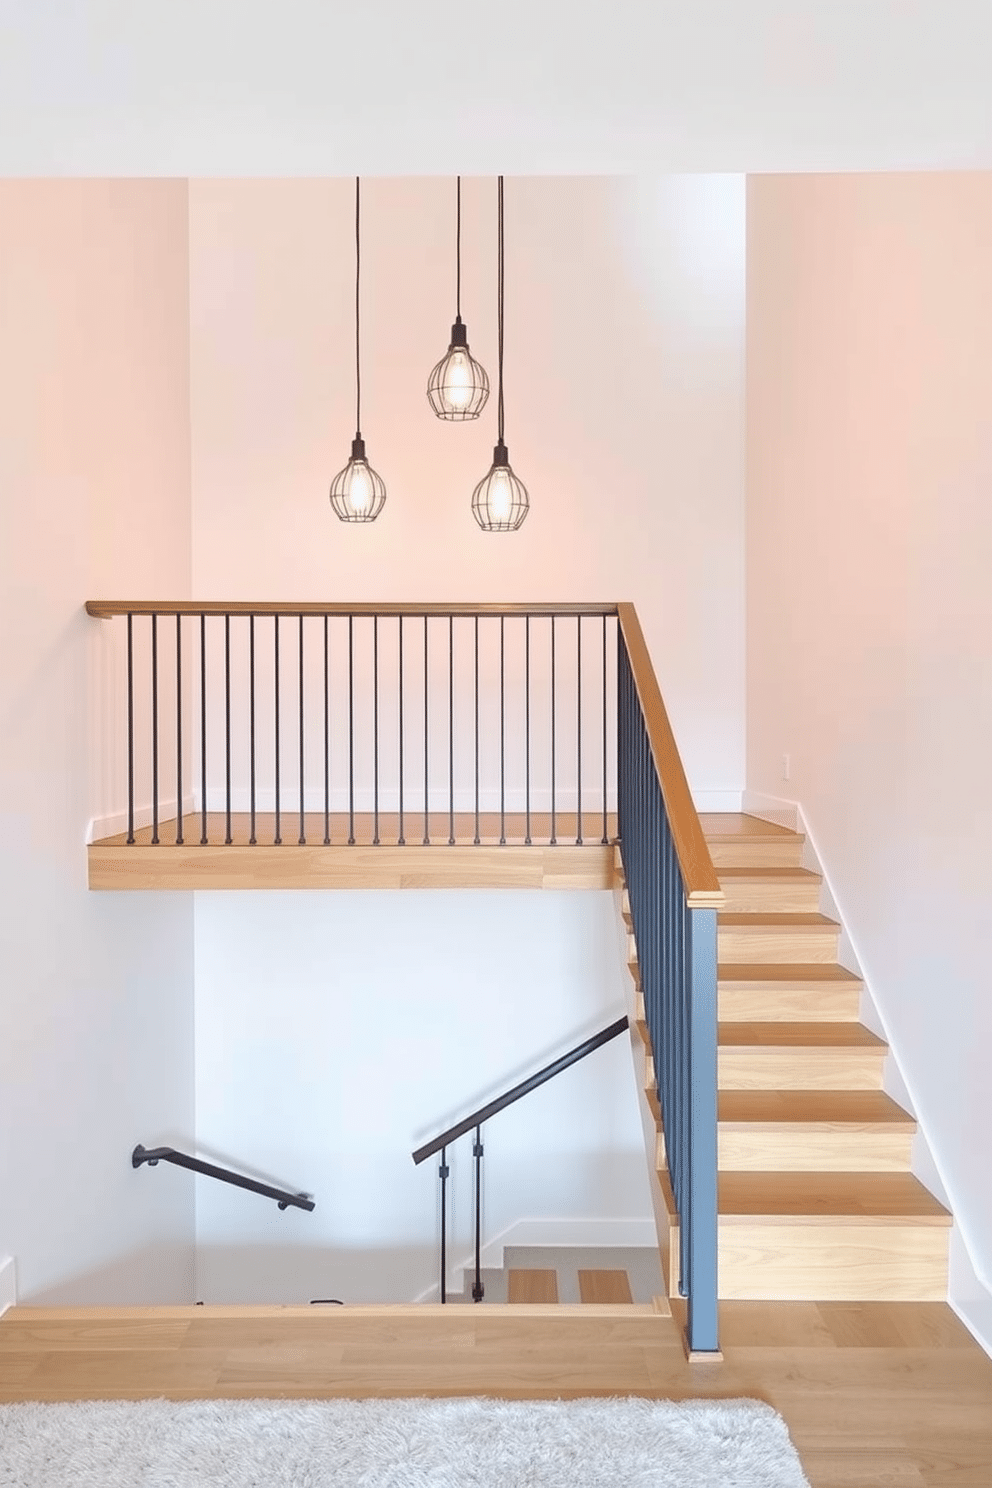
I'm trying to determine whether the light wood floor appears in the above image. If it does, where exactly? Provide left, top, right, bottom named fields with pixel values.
left=1, top=1302, right=990, bottom=1486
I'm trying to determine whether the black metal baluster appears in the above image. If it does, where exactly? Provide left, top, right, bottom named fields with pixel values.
left=473, top=616, right=480, bottom=845
left=274, top=615, right=282, bottom=845
left=550, top=615, right=557, bottom=845
left=602, top=613, right=608, bottom=844
left=298, top=613, right=305, bottom=845
left=348, top=614, right=355, bottom=845
left=200, top=614, right=207, bottom=845
left=472, top=1126, right=484, bottom=1302
left=249, top=614, right=257, bottom=846
left=439, top=1145, right=449, bottom=1305
left=398, top=615, right=405, bottom=846
left=323, top=615, right=330, bottom=845
left=576, top=614, right=582, bottom=845
left=423, top=615, right=430, bottom=845
left=224, top=614, right=232, bottom=844
left=373, top=615, right=380, bottom=846
left=499, top=615, right=506, bottom=845
left=448, top=615, right=455, bottom=846
left=175, top=614, right=183, bottom=845
left=151, top=613, right=159, bottom=845
left=525, top=615, right=531, bottom=845
left=126, top=613, right=135, bottom=845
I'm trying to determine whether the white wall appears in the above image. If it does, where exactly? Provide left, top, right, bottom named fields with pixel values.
left=2, top=3, right=991, bottom=174
left=0, top=181, right=197, bottom=1302
left=193, top=891, right=652, bottom=1303
left=746, top=173, right=992, bottom=1333
left=188, top=175, right=746, bottom=804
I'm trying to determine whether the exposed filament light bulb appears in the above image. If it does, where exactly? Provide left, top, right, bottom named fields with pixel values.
left=329, top=436, right=386, bottom=523
left=471, top=441, right=529, bottom=532
left=427, top=319, right=490, bottom=421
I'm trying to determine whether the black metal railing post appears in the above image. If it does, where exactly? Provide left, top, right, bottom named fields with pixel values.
left=472, top=1125, right=484, bottom=1302
left=151, top=612, right=159, bottom=844
left=175, top=614, right=184, bottom=845
left=126, top=612, right=135, bottom=845
left=439, top=1144, right=449, bottom=1304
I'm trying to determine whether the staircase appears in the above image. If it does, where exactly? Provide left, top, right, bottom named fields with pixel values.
left=447, top=1246, right=665, bottom=1306
left=623, top=812, right=952, bottom=1302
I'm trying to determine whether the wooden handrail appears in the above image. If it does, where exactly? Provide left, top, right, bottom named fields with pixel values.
left=616, top=603, right=723, bottom=908
left=85, top=601, right=618, bottom=619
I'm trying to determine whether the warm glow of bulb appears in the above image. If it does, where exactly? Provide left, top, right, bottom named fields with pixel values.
left=489, top=469, right=513, bottom=522
left=442, top=351, right=473, bottom=411
left=345, top=462, right=372, bottom=515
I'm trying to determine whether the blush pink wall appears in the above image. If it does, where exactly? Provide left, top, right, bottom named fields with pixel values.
left=0, top=181, right=196, bottom=1302
left=746, top=173, right=992, bottom=1343
left=188, top=176, right=746, bottom=802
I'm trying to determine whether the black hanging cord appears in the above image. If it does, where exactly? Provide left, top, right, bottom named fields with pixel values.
left=355, top=176, right=362, bottom=439
left=455, top=176, right=462, bottom=321
left=497, top=175, right=505, bottom=444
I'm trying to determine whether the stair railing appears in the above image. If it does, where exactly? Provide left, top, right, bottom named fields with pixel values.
left=616, top=604, right=723, bottom=1356
left=132, top=1144, right=315, bottom=1211
left=85, top=601, right=618, bottom=848
left=412, top=1016, right=629, bottom=1304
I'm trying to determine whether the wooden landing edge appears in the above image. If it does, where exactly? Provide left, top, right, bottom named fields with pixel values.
left=4, top=1302, right=668, bottom=1321
left=87, top=844, right=617, bottom=891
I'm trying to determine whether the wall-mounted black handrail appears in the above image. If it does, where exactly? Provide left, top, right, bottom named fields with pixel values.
left=411, top=1015, right=629, bottom=1167
left=132, top=1144, right=315, bottom=1212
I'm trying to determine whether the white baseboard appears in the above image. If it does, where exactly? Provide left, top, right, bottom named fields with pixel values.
left=692, top=790, right=743, bottom=812
left=950, top=1228, right=992, bottom=1360
left=741, top=790, right=800, bottom=832
left=88, top=795, right=196, bottom=844
left=0, top=1256, right=16, bottom=1317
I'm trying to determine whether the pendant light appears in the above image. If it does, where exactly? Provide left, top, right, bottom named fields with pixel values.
left=427, top=178, right=490, bottom=420
left=330, top=177, right=386, bottom=522
left=471, top=177, right=529, bottom=531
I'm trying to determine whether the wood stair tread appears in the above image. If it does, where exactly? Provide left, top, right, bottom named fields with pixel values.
left=700, top=814, right=801, bottom=840
left=507, top=1270, right=559, bottom=1304
left=578, top=1270, right=634, bottom=1304
left=716, top=867, right=821, bottom=882
left=719, top=1090, right=913, bottom=1124
left=718, top=1022, right=886, bottom=1048
left=718, top=912, right=838, bottom=928
left=716, top=1173, right=952, bottom=1224
left=719, top=963, right=862, bottom=984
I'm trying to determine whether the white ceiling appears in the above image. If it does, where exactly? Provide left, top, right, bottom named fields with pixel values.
left=1, top=0, right=990, bottom=175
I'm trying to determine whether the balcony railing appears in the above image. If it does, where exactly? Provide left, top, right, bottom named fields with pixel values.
left=88, top=598, right=723, bottom=1354
left=86, top=602, right=617, bottom=848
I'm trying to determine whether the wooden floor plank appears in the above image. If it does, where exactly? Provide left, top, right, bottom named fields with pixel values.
left=3, top=1300, right=991, bottom=1488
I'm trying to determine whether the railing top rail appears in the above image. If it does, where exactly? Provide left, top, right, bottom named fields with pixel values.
left=131, top=1144, right=315, bottom=1211
left=85, top=600, right=619, bottom=619
left=617, top=602, right=723, bottom=908
left=412, top=1015, right=629, bottom=1165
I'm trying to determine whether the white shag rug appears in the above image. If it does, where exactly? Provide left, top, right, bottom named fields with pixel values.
left=0, top=1396, right=810, bottom=1487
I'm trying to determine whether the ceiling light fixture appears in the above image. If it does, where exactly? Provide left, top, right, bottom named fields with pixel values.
left=472, top=176, right=529, bottom=531
left=427, top=177, right=490, bottom=421
left=330, top=177, right=386, bottom=523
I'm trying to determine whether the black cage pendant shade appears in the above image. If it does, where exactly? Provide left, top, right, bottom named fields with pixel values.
left=330, top=178, right=387, bottom=522
left=472, top=177, right=529, bottom=531
left=427, top=178, right=490, bottom=420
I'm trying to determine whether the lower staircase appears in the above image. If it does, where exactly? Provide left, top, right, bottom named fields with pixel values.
left=622, top=812, right=952, bottom=1302
left=448, top=1245, right=665, bottom=1306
